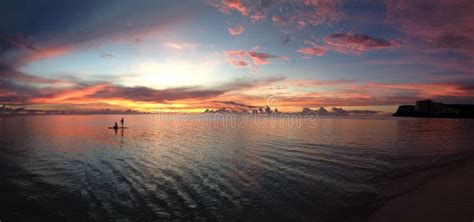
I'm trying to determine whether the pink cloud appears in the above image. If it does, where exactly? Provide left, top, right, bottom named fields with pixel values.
left=273, top=0, right=342, bottom=27
left=224, top=0, right=249, bottom=15
left=225, top=49, right=288, bottom=70
left=278, top=79, right=474, bottom=107
left=248, top=51, right=282, bottom=65
left=323, top=33, right=396, bottom=55
left=225, top=50, right=248, bottom=68
left=210, top=0, right=342, bottom=28
left=297, top=42, right=327, bottom=56
left=28, top=83, right=230, bottom=106
left=210, top=0, right=249, bottom=16
left=385, top=0, right=474, bottom=56
left=27, top=80, right=473, bottom=109
left=226, top=80, right=474, bottom=108
left=272, top=16, right=289, bottom=26
left=228, top=25, right=245, bottom=36
left=297, top=34, right=396, bottom=57
left=228, top=59, right=248, bottom=67
left=251, top=12, right=265, bottom=23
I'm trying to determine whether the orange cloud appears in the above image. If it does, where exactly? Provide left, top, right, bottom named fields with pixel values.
left=30, top=84, right=109, bottom=104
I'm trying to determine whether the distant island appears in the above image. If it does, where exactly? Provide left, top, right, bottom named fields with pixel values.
left=394, top=100, right=474, bottom=118
left=204, top=106, right=382, bottom=116
left=1, top=103, right=383, bottom=117
left=0, top=105, right=147, bottom=116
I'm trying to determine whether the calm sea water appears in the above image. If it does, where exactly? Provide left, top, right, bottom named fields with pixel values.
left=1, top=115, right=473, bottom=221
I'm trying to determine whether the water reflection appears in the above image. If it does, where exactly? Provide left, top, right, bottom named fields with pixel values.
left=0, top=115, right=473, bottom=220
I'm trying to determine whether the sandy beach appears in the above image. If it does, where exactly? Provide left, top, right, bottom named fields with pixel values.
left=369, top=158, right=474, bottom=222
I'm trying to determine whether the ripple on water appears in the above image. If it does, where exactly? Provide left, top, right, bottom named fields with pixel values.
left=1, top=115, right=474, bottom=220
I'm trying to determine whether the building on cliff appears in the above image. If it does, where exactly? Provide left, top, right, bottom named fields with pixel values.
left=394, top=100, right=474, bottom=118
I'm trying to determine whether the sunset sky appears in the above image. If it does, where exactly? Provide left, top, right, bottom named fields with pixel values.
left=1, top=0, right=474, bottom=112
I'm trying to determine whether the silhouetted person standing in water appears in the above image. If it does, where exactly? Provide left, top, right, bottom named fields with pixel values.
left=114, top=122, right=118, bottom=130
left=121, top=118, right=124, bottom=127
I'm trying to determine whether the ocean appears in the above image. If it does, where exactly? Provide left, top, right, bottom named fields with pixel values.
left=1, top=115, right=473, bottom=221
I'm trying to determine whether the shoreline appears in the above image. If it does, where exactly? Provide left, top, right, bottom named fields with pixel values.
left=369, top=156, right=474, bottom=222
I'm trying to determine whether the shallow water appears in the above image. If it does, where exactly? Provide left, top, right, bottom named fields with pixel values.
left=0, top=115, right=473, bottom=221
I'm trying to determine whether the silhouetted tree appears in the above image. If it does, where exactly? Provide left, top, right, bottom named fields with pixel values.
left=302, top=107, right=312, bottom=114
left=265, top=106, right=272, bottom=114
left=318, top=107, right=328, bottom=115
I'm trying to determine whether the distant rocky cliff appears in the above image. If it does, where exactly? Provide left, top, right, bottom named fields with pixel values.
left=394, top=100, right=474, bottom=118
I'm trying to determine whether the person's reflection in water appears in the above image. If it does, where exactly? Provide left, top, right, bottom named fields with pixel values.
left=111, top=121, right=125, bottom=146
left=119, top=128, right=124, bottom=147
left=113, top=122, right=119, bottom=135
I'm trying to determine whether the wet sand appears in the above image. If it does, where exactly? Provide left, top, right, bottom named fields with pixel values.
left=369, top=158, right=474, bottom=222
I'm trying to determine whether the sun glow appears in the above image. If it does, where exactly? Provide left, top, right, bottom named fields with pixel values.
left=122, top=61, right=217, bottom=89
